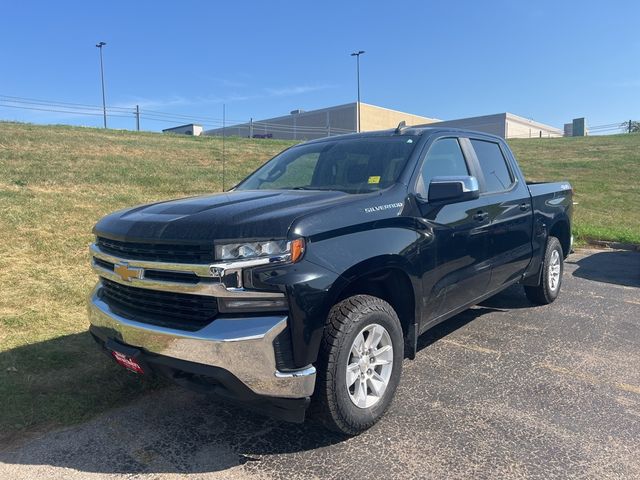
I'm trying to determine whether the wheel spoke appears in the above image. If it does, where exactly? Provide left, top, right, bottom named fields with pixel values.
left=351, top=333, right=365, bottom=358
left=372, top=358, right=391, bottom=367
left=368, top=371, right=386, bottom=397
left=346, top=363, right=360, bottom=387
left=353, top=378, right=368, bottom=407
left=372, top=344, right=392, bottom=358
left=365, top=325, right=384, bottom=349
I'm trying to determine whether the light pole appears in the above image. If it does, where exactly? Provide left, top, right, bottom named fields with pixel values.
left=96, top=41, right=107, bottom=128
left=350, top=50, right=365, bottom=132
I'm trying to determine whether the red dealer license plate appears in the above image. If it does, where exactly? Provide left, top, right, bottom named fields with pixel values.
left=111, top=350, right=145, bottom=374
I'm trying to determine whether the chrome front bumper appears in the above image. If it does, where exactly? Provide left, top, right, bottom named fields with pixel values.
left=88, top=285, right=316, bottom=399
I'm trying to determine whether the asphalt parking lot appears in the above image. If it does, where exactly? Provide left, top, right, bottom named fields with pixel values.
left=1, top=248, right=639, bottom=479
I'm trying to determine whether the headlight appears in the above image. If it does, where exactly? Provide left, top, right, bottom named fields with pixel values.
left=215, top=238, right=305, bottom=263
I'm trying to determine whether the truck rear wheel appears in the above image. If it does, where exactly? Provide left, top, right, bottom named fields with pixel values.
left=312, top=295, right=404, bottom=435
left=525, top=236, right=564, bottom=305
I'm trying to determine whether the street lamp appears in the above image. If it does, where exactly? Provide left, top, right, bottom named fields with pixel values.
left=350, top=50, right=365, bottom=132
left=96, top=41, right=107, bottom=128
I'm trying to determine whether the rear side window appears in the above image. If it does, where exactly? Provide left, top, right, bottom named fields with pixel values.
left=417, top=138, right=469, bottom=195
left=471, top=139, right=513, bottom=193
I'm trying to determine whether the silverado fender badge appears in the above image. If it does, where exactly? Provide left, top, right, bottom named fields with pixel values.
left=364, top=202, right=403, bottom=214
left=114, top=263, right=143, bottom=282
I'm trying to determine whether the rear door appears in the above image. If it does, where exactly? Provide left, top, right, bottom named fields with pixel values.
left=414, top=135, right=494, bottom=326
left=468, top=137, right=533, bottom=291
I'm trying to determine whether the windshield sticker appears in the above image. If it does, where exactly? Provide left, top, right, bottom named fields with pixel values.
left=368, top=176, right=381, bottom=184
left=364, top=202, right=403, bottom=213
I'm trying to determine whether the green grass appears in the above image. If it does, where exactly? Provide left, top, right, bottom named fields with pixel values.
left=0, top=121, right=638, bottom=445
left=508, top=134, right=640, bottom=245
left=0, top=121, right=294, bottom=445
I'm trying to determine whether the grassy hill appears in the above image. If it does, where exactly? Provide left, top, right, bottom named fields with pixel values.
left=0, top=122, right=294, bottom=445
left=0, top=121, right=638, bottom=444
left=510, top=134, right=639, bottom=245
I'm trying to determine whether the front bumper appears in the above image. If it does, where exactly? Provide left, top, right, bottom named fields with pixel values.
left=88, top=285, right=316, bottom=399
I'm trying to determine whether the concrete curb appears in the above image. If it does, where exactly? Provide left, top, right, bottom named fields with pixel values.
left=585, top=240, right=640, bottom=252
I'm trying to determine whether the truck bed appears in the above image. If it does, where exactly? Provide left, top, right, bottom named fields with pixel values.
left=527, top=181, right=572, bottom=201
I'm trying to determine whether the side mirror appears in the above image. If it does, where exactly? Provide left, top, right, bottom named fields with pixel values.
left=427, top=176, right=479, bottom=203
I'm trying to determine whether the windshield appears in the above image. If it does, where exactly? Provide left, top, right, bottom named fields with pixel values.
left=235, top=136, right=419, bottom=194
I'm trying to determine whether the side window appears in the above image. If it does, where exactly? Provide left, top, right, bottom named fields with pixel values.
left=470, top=139, right=513, bottom=193
left=417, top=138, right=469, bottom=195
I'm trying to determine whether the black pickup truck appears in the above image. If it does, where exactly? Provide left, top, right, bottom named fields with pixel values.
left=88, top=126, right=573, bottom=434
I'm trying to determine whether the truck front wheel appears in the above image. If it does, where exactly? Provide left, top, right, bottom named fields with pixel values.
left=312, top=295, right=404, bottom=435
left=525, top=236, right=564, bottom=305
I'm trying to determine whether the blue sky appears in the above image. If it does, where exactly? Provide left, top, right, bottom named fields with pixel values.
left=1, top=1, right=639, bottom=132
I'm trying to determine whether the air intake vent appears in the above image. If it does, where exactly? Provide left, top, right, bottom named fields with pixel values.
left=99, top=279, right=218, bottom=331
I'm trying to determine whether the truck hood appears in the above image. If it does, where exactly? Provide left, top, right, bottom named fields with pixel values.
left=93, top=189, right=358, bottom=243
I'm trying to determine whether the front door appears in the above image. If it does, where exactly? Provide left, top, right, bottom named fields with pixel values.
left=414, top=136, right=492, bottom=327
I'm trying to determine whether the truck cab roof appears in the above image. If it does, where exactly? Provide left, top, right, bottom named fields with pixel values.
left=301, top=125, right=505, bottom=146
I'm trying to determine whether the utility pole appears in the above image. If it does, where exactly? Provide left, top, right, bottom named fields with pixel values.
left=222, top=104, right=226, bottom=191
left=350, top=50, right=365, bottom=132
left=95, top=41, right=107, bottom=128
left=135, top=105, right=140, bottom=131
left=327, top=111, right=331, bottom=137
left=249, top=117, right=253, bottom=138
left=629, top=119, right=632, bottom=134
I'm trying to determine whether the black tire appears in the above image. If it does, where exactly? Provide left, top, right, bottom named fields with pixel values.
left=312, top=295, right=404, bottom=435
left=525, top=236, right=564, bottom=305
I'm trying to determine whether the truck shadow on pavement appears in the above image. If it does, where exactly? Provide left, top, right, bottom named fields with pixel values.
left=417, top=284, right=532, bottom=352
left=0, top=381, right=347, bottom=475
left=568, top=249, right=640, bottom=287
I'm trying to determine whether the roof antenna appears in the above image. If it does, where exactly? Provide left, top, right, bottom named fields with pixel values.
left=395, top=120, right=406, bottom=134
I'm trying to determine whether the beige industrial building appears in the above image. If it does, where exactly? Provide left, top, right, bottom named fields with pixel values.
left=202, top=103, right=563, bottom=140
left=431, top=113, right=563, bottom=139
left=203, top=102, right=439, bottom=140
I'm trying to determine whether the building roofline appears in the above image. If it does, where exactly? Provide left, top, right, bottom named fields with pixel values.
left=359, top=102, right=440, bottom=122
left=504, top=112, right=563, bottom=133
left=203, top=102, right=442, bottom=134
left=255, top=102, right=357, bottom=123
left=162, top=123, right=201, bottom=132
left=431, top=112, right=562, bottom=134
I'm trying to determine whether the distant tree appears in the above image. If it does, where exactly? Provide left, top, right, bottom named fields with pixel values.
left=621, top=120, right=640, bottom=133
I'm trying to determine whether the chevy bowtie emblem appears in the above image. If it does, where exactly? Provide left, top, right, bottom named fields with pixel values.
left=114, top=263, right=143, bottom=282
left=210, top=266, right=225, bottom=278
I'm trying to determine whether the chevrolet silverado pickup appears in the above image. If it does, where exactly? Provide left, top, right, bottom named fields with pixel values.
left=88, top=125, right=573, bottom=434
